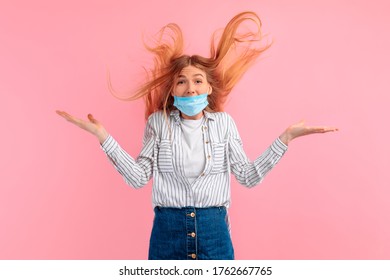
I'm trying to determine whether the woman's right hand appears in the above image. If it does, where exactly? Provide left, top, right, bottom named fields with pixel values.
left=56, top=110, right=109, bottom=144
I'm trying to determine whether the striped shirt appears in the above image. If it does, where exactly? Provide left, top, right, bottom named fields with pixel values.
left=101, top=110, right=288, bottom=209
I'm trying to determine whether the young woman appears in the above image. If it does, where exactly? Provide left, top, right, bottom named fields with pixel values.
left=56, top=11, right=337, bottom=260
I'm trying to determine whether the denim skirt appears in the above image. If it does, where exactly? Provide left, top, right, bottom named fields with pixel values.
left=148, top=206, right=234, bottom=260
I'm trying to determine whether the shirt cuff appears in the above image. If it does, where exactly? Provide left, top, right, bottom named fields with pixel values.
left=272, top=137, right=288, bottom=156
left=100, top=135, right=118, bottom=155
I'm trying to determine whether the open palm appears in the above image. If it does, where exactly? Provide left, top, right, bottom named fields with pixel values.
left=56, top=111, right=108, bottom=143
left=280, top=120, right=338, bottom=145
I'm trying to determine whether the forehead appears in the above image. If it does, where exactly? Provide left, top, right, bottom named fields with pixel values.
left=178, top=65, right=206, bottom=77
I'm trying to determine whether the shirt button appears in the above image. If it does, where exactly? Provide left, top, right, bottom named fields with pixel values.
left=189, top=212, right=195, bottom=217
left=189, top=232, right=196, bottom=238
left=201, top=173, right=205, bottom=176
left=190, top=253, right=197, bottom=259
left=205, top=140, right=209, bottom=144
left=207, top=155, right=211, bottom=160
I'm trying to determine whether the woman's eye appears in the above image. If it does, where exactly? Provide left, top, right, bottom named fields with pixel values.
left=177, top=80, right=185, bottom=85
left=195, top=80, right=203, bottom=84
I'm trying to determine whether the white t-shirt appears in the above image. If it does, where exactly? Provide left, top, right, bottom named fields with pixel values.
left=180, top=116, right=206, bottom=184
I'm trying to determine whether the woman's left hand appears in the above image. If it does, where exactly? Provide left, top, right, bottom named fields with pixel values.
left=279, top=120, right=338, bottom=145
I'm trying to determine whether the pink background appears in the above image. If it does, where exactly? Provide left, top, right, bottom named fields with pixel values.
left=1, top=0, right=389, bottom=259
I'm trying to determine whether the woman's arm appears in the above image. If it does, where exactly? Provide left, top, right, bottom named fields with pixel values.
left=227, top=116, right=338, bottom=187
left=56, top=110, right=154, bottom=188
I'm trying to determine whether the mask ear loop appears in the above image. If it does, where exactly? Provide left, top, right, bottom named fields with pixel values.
left=204, top=89, right=211, bottom=113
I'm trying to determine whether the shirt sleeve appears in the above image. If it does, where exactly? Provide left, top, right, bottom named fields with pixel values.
left=227, top=116, right=288, bottom=187
left=100, top=117, right=156, bottom=189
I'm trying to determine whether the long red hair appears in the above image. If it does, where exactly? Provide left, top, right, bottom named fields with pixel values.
left=108, top=11, right=271, bottom=120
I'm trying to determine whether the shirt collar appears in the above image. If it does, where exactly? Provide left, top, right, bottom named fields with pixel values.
left=170, top=110, right=216, bottom=125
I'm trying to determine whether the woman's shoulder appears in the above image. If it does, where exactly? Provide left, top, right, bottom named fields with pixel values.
left=148, top=110, right=163, bottom=120
left=206, top=111, right=235, bottom=124
left=147, top=110, right=170, bottom=123
left=146, top=111, right=173, bottom=135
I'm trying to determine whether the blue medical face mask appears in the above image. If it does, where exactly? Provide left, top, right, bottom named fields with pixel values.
left=173, top=93, right=209, bottom=117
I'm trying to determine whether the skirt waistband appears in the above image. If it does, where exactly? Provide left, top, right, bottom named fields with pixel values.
left=154, top=206, right=226, bottom=212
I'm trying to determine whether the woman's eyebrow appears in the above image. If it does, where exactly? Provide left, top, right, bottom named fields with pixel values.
left=178, top=73, right=205, bottom=78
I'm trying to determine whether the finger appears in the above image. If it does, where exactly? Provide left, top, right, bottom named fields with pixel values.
left=308, top=126, right=338, bottom=133
left=88, top=114, right=99, bottom=124
left=56, top=110, right=73, bottom=121
left=57, top=111, right=86, bottom=126
left=323, top=127, right=338, bottom=132
left=56, top=110, right=67, bottom=117
left=318, top=126, right=338, bottom=132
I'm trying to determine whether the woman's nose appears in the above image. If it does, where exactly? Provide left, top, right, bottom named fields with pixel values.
left=187, top=83, right=196, bottom=95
